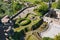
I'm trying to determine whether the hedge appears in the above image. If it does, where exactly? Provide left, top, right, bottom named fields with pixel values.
left=16, top=18, right=31, bottom=26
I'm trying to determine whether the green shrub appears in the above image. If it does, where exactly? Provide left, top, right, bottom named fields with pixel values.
left=37, top=2, right=48, bottom=16
left=54, top=34, right=60, bottom=40
left=11, top=30, right=25, bottom=40
left=34, top=2, right=48, bottom=16
left=15, top=3, right=24, bottom=11
left=19, top=19, right=31, bottom=26
left=14, top=24, right=19, bottom=28
left=52, top=2, right=57, bottom=9
left=34, top=1, right=41, bottom=4
left=32, top=19, right=43, bottom=30
left=42, top=0, right=49, bottom=2
left=57, top=0, right=60, bottom=9
left=25, top=13, right=31, bottom=18
left=0, top=0, right=24, bottom=17
left=16, top=18, right=31, bottom=26
left=42, top=37, right=54, bottom=40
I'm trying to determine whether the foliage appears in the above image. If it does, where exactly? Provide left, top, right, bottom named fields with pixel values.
left=52, top=2, right=57, bottom=9
left=14, top=14, right=41, bottom=32
left=14, top=24, right=19, bottom=28
left=42, top=0, right=55, bottom=2
left=10, top=30, right=25, bottom=40
left=11, top=0, right=24, bottom=14
left=42, top=34, right=60, bottom=40
left=42, top=0, right=49, bottom=2
left=38, top=2, right=48, bottom=15
left=57, top=0, right=60, bottom=9
left=0, top=0, right=24, bottom=17
left=42, top=37, right=54, bottom=40
left=32, top=19, right=43, bottom=30
left=21, top=0, right=41, bottom=3
left=34, top=2, right=48, bottom=16
left=16, top=18, right=31, bottom=26
left=54, top=34, right=60, bottom=40
left=34, top=1, right=42, bottom=4
left=19, top=19, right=31, bottom=26
left=28, top=35, right=38, bottom=40
left=15, top=3, right=24, bottom=11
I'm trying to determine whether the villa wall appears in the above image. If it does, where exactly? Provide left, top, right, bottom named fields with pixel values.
left=43, top=16, right=60, bottom=25
left=43, top=9, right=60, bottom=24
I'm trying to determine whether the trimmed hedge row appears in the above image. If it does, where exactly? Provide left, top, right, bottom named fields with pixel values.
left=16, top=18, right=31, bottom=26
left=20, top=19, right=31, bottom=26
left=32, top=19, right=43, bottom=30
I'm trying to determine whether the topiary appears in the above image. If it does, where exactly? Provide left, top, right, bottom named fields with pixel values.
left=16, top=18, right=31, bottom=26
left=19, top=18, right=31, bottom=26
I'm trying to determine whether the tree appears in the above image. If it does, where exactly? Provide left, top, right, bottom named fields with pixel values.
left=38, top=2, right=48, bottom=15
left=52, top=2, right=57, bottom=9
left=15, top=3, right=24, bottom=11
left=57, top=0, right=60, bottom=9
left=0, top=0, right=24, bottom=17
left=11, top=0, right=24, bottom=14
left=54, top=34, right=60, bottom=40
left=34, top=1, right=41, bottom=4
left=42, top=0, right=49, bottom=2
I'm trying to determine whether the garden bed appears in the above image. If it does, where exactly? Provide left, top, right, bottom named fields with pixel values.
left=16, top=18, right=31, bottom=26
left=14, top=14, right=41, bottom=32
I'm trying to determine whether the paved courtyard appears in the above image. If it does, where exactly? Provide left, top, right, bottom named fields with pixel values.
left=41, top=23, right=60, bottom=38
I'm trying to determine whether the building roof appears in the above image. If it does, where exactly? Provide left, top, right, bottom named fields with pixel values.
left=1, top=15, right=9, bottom=23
